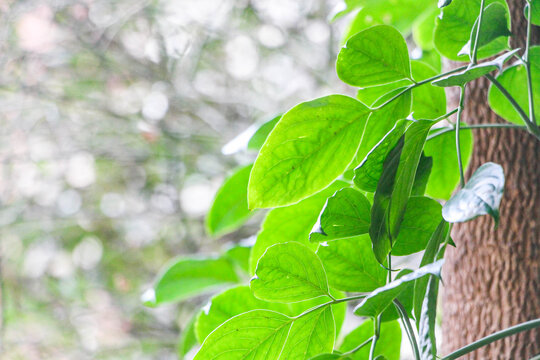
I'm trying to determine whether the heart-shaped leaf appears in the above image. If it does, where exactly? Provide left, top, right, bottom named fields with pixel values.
left=442, top=162, right=505, bottom=226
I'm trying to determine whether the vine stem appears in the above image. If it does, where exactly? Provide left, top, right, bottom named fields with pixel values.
left=340, top=336, right=373, bottom=357
left=485, top=73, right=540, bottom=139
left=368, top=316, right=380, bottom=360
left=470, top=0, right=486, bottom=64
left=442, top=318, right=540, bottom=360
left=524, top=0, right=537, bottom=128
left=394, top=299, right=421, bottom=360
left=455, top=86, right=466, bottom=188
left=427, top=123, right=527, bottom=141
left=369, top=65, right=469, bottom=111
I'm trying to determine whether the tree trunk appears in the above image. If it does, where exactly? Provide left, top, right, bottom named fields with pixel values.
left=441, top=1, right=540, bottom=358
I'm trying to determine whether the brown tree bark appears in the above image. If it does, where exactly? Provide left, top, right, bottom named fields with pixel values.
left=441, top=1, right=540, bottom=358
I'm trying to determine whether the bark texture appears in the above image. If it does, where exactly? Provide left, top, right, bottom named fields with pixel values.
left=441, top=1, right=540, bottom=358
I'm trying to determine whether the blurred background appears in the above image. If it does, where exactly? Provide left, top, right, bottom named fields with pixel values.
left=0, top=0, right=351, bottom=358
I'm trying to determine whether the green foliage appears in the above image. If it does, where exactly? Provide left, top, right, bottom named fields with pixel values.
left=443, top=162, right=505, bottom=225
left=248, top=96, right=369, bottom=209
left=310, top=188, right=371, bottom=242
left=149, top=1, right=540, bottom=358
left=251, top=242, right=331, bottom=302
left=206, top=164, right=253, bottom=236
left=488, top=46, right=540, bottom=124
left=337, top=25, right=411, bottom=87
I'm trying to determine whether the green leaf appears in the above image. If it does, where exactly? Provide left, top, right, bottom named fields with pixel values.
left=206, top=164, right=253, bottom=237
left=369, top=120, right=434, bottom=264
left=392, top=196, right=442, bottom=256
left=442, top=162, right=505, bottom=225
left=195, top=286, right=290, bottom=343
left=178, top=313, right=198, bottom=359
left=432, top=49, right=519, bottom=87
left=247, top=115, right=281, bottom=151
left=458, top=3, right=512, bottom=58
left=411, top=61, right=447, bottom=119
left=418, top=275, right=439, bottom=360
left=488, top=46, right=540, bottom=125
left=340, top=320, right=402, bottom=360
left=248, top=95, right=370, bottom=209
left=251, top=242, right=331, bottom=302
left=317, top=235, right=386, bottom=292
left=310, top=188, right=371, bottom=242
left=354, top=88, right=412, bottom=168
left=145, top=257, right=239, bottom=306
left=309, top=354, right=348, bottom=360
left=337, top=25, right=411, bottom=87
left=353, top=260, right=444, bottom=318
left=354, top=120, right=409, bottom=193
left=379, top=269, right=416, bottom=322
left=413, top=220, right=449, bottom=325
left=413, top=7, right=439, bottom=51
left=425, top=125, right=473, bottom=200
left=434, top=0, right=510, bottom=61
left=280, top=307, right=335, bottom=359
left=250, top=181, right=346, bottom=274
left=411, top=153, right=433, bottom=196
left=224, top=244, right=251, bottom=274
left=356, top=80, right=411, bottom=107
left=530, top=0, right=540, bottom=26
left=194, top=310, right=293, bottom=360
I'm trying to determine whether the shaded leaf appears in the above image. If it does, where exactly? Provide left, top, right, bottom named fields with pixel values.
left=488, top=46, right=540, bottom=125
left=391, top=196, right=442, bottom=256
left=432, top=49, right=518, bottom=87
left=442, top=162, right=505, bottom=225
left=380, top=269, right=415, bottom=322
left=310, top=188, right=371, bottom=242
left=370, top=120, right=434, bottom=264
left=458, top=3, right=512, bottom=57
left=206, top=164, right=253, bottom=237
left=178, top=314, right=198, bottom=359
left=317, top=235, right=386, bottom=292
left=434, top=0, right=510, bottom=61
left=251, top=242, right=330, bottom=302
left=249, top=181, right=346, bottom=274
left=340, top=319, right=401, bottom=360
left=193, top=310, right=292, bottom=360
left=145, top=257, right=239, bottom=306
left=531, top=0, right=540, bottom=26
left=248, top=95, right=370, bottom=209
left=425, top=125, right=474, bottom=200
left=353, top=260, right=444, bottom=318
left=419, top=275, right=439, bottom=360
left=411, top=153, right=433, bottom=196
left=337, top=25, right=411, bottom=87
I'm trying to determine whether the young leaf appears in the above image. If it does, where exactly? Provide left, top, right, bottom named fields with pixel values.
left=391, top=196, right=443, bottom=256
left=418, top=275, right=439, bottom=360
left=145, top=257, right=239, bottom=306
left=248, top=95, right=370, bottom=209
left=195, top=286, right=290, bottom=343
left=488, top=46, right=540, bottom=125
left=337, top=25, right=411, bottom=87
left=206, top=164, right=253, bottom=237
left=458, top=3, right=512, bottom=57
left=178, top=314, right=198, bottom=359
left=353, top=260, right=444, bottom=318
left=247, top=115, right=281, bottom=151
left=434, top=0, right=510, bottom=61
left=413, top=220, right=449, bottom=325
left=250, top=181, right=346, bottom=274
left=442, top=162, right=505, bottom=225
left=340, top=319, right=402, bottom=360
left=251, top=242, right=331, bottom=302
left=425, top=125, right=473, bottom=200
left=354, top=120, right=409, bottom=193
left=411, top=61, right=447, bottom=119
left=194, top=310, right=293, bottom=360
left=354, top=88, right=412, bottom=170
left=370, top=120, right=434, bottom=264
left=411, top=153, right=433, bottom=196
left=316, top=235, right=386, bottom=292
left=280, top=307, right=335, bottom=359
left=310, top=188, right=371, bottom=242
left=432, top=49, right=519, bottom=87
